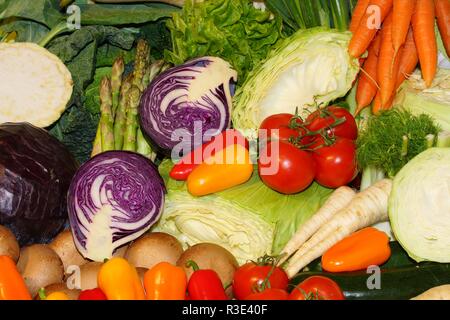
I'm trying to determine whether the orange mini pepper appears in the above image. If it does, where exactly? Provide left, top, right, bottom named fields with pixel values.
left=98, top=257, right=145, bottom=300
left=322, top=227, right=391, bottom=272
left=144, top=262, right=187, bottom=300
left=0, top=255, right=31, bottom=300
left=187, top=143, right=253, bottom=196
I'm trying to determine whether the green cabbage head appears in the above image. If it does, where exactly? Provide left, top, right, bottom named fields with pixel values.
left=389, top=148, right=450, bottom=263
left=232, top=27, right=359, bottom=135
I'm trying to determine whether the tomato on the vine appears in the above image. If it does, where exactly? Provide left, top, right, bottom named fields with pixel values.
left=312, top=137, right=357, bottom=188
left=259, top=113, right=303, bottom=142
left=289, top=276, right=345, bottom=300
left=258, top=140, right=315, bottom=194
left=305, top=106, right=358, bottom=141
left=245, top=288, right=289, bottom=300
left=232, top=259, right=289, bottom=300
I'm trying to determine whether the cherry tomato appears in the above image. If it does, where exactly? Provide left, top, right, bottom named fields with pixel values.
left=259, top=113, right=303, bottom=142
left=312, top=137, right=357, bottom=188
left=258, top=141, right=315, bottom=194
left=289, top=276, right=345, bottom=300
left=245, top=288, right=289, bottom=300
left=306, top=106, right=358, bottom=141
left=232, top=261, right=289, bottom=300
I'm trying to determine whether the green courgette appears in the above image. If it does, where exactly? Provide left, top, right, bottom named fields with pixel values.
left=291, top=242, right=450, bottom=300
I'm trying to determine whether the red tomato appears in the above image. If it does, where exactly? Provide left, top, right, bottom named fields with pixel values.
left=245, top=289, right=289, bottom=301
left=289, top=276, right=345, bottom=300
left=232, top=262, right=289, bottom=300
left=306, top=106, right=358, bottom=141
left=259, top=113, right=302, bottom=142
left=312, top=137, right=357, bottom=188
left=258, top=141, right=315, bottom=194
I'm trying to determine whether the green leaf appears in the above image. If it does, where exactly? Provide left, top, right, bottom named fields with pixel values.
left=84, top=67, right=111, bottom=115
left=0, top=19, right=49, bottom=42
left=49, top=105, right=99, bottom=165
left=95, top=43, right=136, bottom=67
left=77, top=3, right=178, bottom=26
left=0, top=0, right=64, bottom=28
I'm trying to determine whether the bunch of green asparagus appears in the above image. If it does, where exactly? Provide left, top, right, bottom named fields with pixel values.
left=92, top=39, right=169, bottom=161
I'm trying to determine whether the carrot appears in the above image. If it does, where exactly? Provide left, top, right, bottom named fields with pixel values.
left=375, top=28, right=418, bottom=111
left=278, top=186, right=356, bottom=266
left=371, top=90, right=383, bottom=114
left=350, top=0, right=371, bottom=33
left=435, top=0, right=450, bottom=57
left=284, top=179, right=393, bottom=278
left=355, top=33, right=382, bottom=115
left=411, top=0, right=437, bottom=88
left=392, top=0, right=416, bottom=59
left=378, top=13, right=402, bottom=108
left=349, top=0, right=394, bottom=58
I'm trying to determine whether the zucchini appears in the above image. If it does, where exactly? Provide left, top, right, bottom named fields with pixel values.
left=291, top=263, right=450, bottom=300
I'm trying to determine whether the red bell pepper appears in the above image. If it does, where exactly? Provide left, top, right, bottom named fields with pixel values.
left=186, top=261, right=228, bottom=300
left=170, top=129, right=249, bottom=181
left=78, top=288, right=107, bottom=300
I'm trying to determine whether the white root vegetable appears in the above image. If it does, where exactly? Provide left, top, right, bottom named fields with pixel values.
left=278, top=186, right=356, bottom=265
left=284, top=179, right=392, bottom=278
left=411, top=285, right=450, bottom=300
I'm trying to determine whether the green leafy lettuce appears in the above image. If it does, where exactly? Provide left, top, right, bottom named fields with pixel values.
left=153, top=160, right=333, bottom=264
left=164, top=0, right=283, bottom=83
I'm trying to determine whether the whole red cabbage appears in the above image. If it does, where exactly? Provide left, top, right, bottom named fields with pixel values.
left=67, top=151, right=165, bottom=261
left=0, top=122, right=78, bottom=246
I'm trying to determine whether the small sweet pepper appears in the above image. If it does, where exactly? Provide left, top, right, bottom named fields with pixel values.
left=144, top=262, right=187, bottom=300
left=186, top=260, right=228, bottom=300
left=98, top=257, right=145, bottom=300
left=170, top=129, right=249, bottom=181
left=187, top=143, right=253, bottom=196
left=0, top=255, right=31, bottom=300
left=322, top=227, right=391, bottom=272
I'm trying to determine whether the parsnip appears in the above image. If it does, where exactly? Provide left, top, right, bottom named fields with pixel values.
left=278, top=186, right=356, bottom=265
left=411, top=285, right=450, bottom=300
left=284, top=179, right=392, bottom=278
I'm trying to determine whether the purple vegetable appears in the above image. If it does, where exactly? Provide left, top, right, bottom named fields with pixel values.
left=0, top=122, right=78, bottom=246
left=139, top=56, right=238, bottom=156
left=67, top=151, right=165, bottom=261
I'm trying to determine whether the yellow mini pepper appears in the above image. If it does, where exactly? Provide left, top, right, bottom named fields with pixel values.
left=187, top=144, right=253, bottom=196
left=98, top=257, right=145, bottom=300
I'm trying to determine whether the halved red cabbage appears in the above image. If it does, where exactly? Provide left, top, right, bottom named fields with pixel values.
left=67, top=151, right=165, bottom=261
left=139, top=56, right=237, bottom=156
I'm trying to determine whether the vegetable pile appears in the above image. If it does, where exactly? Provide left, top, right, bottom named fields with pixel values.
left=0, top=0, right=449, bottom=302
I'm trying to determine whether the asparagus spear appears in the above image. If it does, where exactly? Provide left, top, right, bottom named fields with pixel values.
left=133, top=39, right=150, bottom=91
left=111, top=56, right=125, bottom=118
left=99, top=76, right=115, bottom=152
left=113, top=73, right=133, bottom=150
left=142, top=60, right=166, bottom=88
left=123, top=85, right=141, bottom=152
left=136, top=127, right=156, bottom=161
left=91, top=125, right=102, bottom=157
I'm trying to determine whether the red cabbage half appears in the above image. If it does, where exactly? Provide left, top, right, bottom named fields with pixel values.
left=139, top=56, right=238, bottom=156
left=0, top=122, right=78, bottom=246
left=67, top=151, right=165, bottom=261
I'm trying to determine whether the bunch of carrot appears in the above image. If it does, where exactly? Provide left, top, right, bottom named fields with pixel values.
left=349, top=0, right=450, bottom=115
